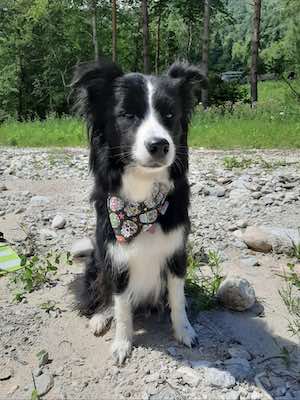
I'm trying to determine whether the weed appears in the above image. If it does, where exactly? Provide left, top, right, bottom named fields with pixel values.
left=11, top=253, right=60, bottom=302
left=278, top=263, right=300, bottom=337
left=40, top=300, right=60, bottom=313
left=186, top=248, right=224, bottom=312
left=223, top=156, right=254, bottom=170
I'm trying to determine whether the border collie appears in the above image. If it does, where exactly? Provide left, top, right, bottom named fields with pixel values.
left=72, top=59, right=206, bottom=364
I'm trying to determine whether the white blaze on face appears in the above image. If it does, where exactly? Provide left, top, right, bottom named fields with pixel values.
left=133, top=80, right=175, bottom=168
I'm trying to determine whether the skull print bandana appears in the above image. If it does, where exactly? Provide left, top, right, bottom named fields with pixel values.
left=107, top=182, right=169, bottom=243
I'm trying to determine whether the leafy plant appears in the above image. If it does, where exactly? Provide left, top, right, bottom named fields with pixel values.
left=223, top=156, right=254, bottom=170
left=278, top=263, right=300, bottom=337
left=11, top=253, right=60, bottom=301
left=186, top=248, right=224, bottom=312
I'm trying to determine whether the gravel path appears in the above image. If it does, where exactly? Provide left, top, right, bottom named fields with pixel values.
left=0, top=147, right=300, bottom=400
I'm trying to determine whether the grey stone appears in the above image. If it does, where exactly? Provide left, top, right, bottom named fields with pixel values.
left=51, top=215, right=66, bottom=229
left=222, top=391, right=240, bottom=400
left=0, top=367, right=13, bottom=381
left=190, top=360, right=213, bottom=369
left=176, top=366, right=200, bottom=387
left=228, top=346, right=251, bottom=361
left=30, top=196, right=50, bottom=207
left=0, top=185, right=8, bottom=192
left=35, top=373, right=54, bottom=396
left=149, top=386, right=182, bottom=400
left=204, top=367, right=236, bottom=388
left=71, top=238, right=94, bottom=259
left=224, top=358, right=251, bottom=380
left=39, top=229, right=57, bottom=240
left=217, top=276, right=256, bottom=311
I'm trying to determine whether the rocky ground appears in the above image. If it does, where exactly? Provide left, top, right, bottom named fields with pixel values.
left=0, top=147, right=300, bottom=400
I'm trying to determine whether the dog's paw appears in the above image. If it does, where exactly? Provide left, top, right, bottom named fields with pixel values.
left=174, top=320, right=198, bottom=348
left=111, top=338, right=132, bottom=365
left=89, top=313, right=112, bottom=336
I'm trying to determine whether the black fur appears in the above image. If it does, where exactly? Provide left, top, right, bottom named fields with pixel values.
left=71, top=59, right=205, bottom=316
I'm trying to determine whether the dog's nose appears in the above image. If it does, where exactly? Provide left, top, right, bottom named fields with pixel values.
left=145, top=138, right=170, bottom=158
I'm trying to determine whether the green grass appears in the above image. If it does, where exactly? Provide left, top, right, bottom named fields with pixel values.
left=0, top=115, right=86, bottom=147
left=0, top=81, right=300, bottom=149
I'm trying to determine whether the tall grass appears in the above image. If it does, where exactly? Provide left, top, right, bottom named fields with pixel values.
left=189, top=80, right=300, bottom=149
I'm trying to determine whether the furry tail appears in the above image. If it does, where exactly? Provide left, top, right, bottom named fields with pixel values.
left=70, top=252, right=113, bottom=316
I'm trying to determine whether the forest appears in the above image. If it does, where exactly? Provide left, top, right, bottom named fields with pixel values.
left=0, top=0, right=299, bottom=121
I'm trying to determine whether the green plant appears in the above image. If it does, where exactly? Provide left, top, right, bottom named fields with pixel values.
left=278, top=263, right=300, bottom=337
left=186, top=248, right=224, bottom=312
left=11, top=253, right=60, bottom=302
left=223, top=156, right=254, bottom=170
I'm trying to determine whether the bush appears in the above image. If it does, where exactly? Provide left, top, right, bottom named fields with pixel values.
left=208, top=74, right=248, bottom=109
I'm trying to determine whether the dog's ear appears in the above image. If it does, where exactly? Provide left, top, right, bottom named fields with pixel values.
left=167, top=62, right=207, bottom=128
left=72, top=58, right=123, bottom=131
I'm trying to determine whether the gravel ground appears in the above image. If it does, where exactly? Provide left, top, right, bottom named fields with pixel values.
left=0, top=147, right=300, bottom=400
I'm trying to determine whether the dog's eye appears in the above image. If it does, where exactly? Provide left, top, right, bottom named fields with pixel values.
left=165, top=113, right=174, bottom=119
left=124, top=113, right=135, bottom=119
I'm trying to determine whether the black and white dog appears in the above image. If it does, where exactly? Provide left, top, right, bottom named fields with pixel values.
left=72, top=59, right=206, bottom=364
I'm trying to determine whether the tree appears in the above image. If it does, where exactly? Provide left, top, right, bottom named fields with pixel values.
left=250, top=0, right=262, bottom=105
left=112, top=0, right=117, bottom=62
left=90, top=0, right=99, bottom=61
left=201, top=0, right=210, bottom=109
left=141, top=0, right=150, bottom=73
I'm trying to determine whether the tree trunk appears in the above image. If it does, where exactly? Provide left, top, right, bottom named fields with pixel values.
left=251, top=0, right=262, bottom=106
left=91, top=0, right=99, bottom=61
left=141, top=0, right=150, bottom=74
left=201, top=0, right=210, bottom=109
left=112, top=0, right=117, bottom=62
left=155, top=1, right=161, bottom=74
left=187, top=20, right=193, bottom=60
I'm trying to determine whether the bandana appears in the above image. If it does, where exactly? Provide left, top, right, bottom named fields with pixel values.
left=107, top=182, right=169, bottom=243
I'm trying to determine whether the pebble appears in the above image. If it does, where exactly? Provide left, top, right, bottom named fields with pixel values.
left=204, top=368, right=236, bottom=388
left=39, top=228, right=57, bottom=240
left=29, top=195, right=50, bottom=207
left=0, top=367, right=13, bottom=381
left=176, top=366, right=201, bottom=387
left=224, top=358, right=251, bottom=380
left=190, top=360, right=213, bottom=369
left=35, top=373, right=54, bottom=396
left=0, top=184, right=8, bottom=191
left=241, top=257, right=260, bottom=267
left=217, top=276, right=256, bottom=311
left=51, top=214, right=66, bottom=229
left=222, top=391, right=240, bottom=400
left=228, top=346, right=251, bottom=361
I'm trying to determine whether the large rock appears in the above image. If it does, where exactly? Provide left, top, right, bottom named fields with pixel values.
left=217, top=276, right=256, bottom=311
left=241, top=226, right=300, bottom=254
left=176, top=366, right=200, bottom=387
left=71, top=238, right=94, bottom=259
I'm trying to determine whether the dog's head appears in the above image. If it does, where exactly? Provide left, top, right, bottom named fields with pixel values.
left=73, top=59, right=206, bottom=188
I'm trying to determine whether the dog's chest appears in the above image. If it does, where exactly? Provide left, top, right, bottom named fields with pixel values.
left=109, top=225, right=184, bottom=306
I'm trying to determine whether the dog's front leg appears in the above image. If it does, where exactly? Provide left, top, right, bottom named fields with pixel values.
left=168, top=255, right=198, bottom=348
left=112, top=293, right=133, bottom=364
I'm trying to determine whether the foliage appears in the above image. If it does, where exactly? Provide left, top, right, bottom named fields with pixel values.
left=278, top=263, right=300, bottom=337
left=208, top=75, right=248, bottom=108
left=0, top=0, right=299, bottom=120
left=10, top=252, right=72, bottom=302
left=186, top=247, right=224, bottom=312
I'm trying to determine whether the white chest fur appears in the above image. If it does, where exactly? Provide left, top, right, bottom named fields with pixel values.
left=108, top=225, right=184, bottom=306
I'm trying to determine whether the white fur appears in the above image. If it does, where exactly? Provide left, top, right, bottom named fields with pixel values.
left=132, top=80, right=175, bottom=167
left=167, top=273, right=197, bottom=347
left=112, top=294, right=133, bottom=364
left=121, top=165, right=173, bottom=202
left=108, top=225, right=185, bottom=306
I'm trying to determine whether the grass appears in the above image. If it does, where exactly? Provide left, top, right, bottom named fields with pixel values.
left=186, top=247, right=224, bottom=312
left=278, top=263, right=300, bottom=338
left=0, top=115, right=86, bottom=147
left=0, top=81, right=300, bottom=149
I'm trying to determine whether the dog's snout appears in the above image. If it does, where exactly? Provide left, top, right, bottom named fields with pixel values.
left=145, top=138, right=170, bottom=158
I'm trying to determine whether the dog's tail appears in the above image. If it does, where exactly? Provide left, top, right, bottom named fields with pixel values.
left=70, top=251, right=113, bottom=317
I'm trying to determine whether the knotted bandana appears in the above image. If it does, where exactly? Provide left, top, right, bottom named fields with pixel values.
left=107, top=182, right=169, bottom=243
